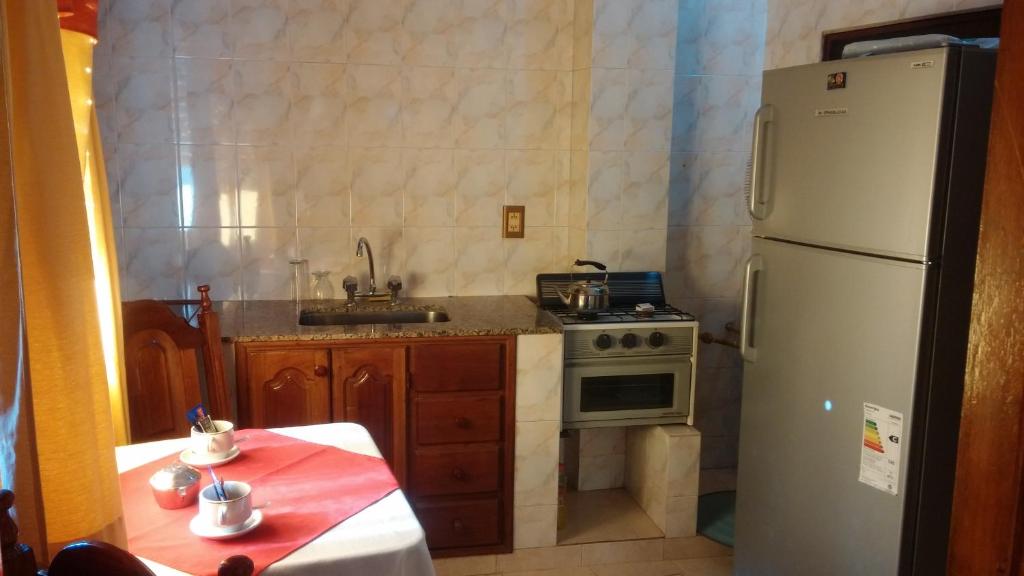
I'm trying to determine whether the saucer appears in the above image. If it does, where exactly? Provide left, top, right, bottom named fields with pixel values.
left=180, top=445, right=240, bottom=467
left=189, top=509, right=262, bottom=540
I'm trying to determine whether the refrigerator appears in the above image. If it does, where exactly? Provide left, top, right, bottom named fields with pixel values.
left=734, top=46, right=996, bottom=576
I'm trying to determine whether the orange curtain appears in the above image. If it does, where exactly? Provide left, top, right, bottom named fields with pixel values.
left=2, top=0, right=125, bottom=562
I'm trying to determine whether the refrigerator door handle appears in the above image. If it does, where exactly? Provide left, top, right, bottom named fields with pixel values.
left=748, top=104, right=774, bottom=220
left=740, top=254, right=764, bottom=362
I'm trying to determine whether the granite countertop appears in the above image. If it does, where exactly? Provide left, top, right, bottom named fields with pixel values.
left=218, top=295, right=562, bottom=343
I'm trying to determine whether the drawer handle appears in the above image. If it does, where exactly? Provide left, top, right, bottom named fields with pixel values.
left=454, top=416, right=470, bottom=429
left=452, top=519, right=465, bottom=533
left=451, top=467, right=467, bottom=481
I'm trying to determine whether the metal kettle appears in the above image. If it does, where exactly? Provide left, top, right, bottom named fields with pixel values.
left=556, top=260, right=610, bottom=314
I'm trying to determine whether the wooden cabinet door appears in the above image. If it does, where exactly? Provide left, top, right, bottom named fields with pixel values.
left=242, top=348, right=330, bottom=428
left=332, top=346, right=407, bottom=483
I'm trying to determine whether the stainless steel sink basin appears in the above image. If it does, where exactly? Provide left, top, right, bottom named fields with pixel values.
left=299, top=309, right=450, bottom=326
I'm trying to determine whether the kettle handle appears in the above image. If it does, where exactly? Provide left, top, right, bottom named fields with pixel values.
left=573, top=259, right=606, bottom=271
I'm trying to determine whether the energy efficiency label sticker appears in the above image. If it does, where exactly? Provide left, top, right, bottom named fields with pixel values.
left=859, top=403, right=903, bottom=495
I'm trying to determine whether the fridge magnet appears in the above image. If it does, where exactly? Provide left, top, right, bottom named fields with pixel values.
left=858, top=402, right=903, bottom=495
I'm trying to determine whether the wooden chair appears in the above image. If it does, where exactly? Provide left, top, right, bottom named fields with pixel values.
left=122, top=285, right=229, bottom=443
left=1, top=489, right=253, bottom=576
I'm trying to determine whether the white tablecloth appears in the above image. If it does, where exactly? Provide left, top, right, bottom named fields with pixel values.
left=116, top=423, right=435, bottom=576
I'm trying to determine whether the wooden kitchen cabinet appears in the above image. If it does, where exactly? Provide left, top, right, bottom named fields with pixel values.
left=236, top=335, right=515, bottom=557
left=239, top=347, right=330, bottom=428
left=332, top=345, right=407, bottom=483
left=408, top=338, right=515, bottom=557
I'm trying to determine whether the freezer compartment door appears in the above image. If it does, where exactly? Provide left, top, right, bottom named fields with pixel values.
left=735, top=238, right=928, bottom=576
left=752, top=48, right=951, bottom=260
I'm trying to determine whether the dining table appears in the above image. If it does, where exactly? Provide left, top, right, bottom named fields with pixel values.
left=115, top=422, right=436, bottom=576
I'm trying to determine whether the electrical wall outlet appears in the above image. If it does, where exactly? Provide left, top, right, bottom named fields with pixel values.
left=503, top=205, right=525, bottom=238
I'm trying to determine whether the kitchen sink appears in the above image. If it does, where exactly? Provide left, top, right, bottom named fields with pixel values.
left=298, top=308, right=450, bottom=326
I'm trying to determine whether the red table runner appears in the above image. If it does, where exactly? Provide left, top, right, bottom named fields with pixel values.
left=119, top=429, right=399, bottom=576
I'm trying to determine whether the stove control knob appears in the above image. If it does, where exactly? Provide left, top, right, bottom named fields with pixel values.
left=595, top=334, right=613, bottom=350
left=648, top=331, right=666, bottom=348
left=621, top=333, right=639, bottom=349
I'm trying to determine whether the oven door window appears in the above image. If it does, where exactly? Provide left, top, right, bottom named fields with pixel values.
left=579, top=373, right=676, bottom=412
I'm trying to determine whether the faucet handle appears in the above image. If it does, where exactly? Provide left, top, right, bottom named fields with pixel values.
left=342, top=275, right=358, bottom=302
left=387, top=275, right=402, bottom=304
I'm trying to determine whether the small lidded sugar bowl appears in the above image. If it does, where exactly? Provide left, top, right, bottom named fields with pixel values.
left=149, top=462, right=201, bottom=509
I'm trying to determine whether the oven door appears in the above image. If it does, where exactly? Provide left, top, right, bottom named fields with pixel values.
left=563, top=355, right=691, bottom=427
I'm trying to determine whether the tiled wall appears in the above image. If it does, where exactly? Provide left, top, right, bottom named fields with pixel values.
left=514, top=333, right=563, bottom=549
left=568, top=0, right=677, bottom=273
left=765, top=0, right=999, bottom=69
left=96, top=0, right=577, bottom=301
left=625, top=425, right=700, bottom=538
left=665, top=0, right=765, bottom=470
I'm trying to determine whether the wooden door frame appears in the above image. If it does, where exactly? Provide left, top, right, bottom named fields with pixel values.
left=947, top=1, right=1024, bottom=573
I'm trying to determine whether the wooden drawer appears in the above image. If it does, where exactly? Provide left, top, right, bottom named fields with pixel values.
left=416, top=396, right=501, bottom=445
left=410, top=446, right=501, bottom=497
left=410, top=342, right=504, bottom=392
left=415, top=499, right=501, bottom=549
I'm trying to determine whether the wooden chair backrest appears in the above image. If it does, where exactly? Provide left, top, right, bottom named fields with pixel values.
left=122, top=285, right=229, bottom=443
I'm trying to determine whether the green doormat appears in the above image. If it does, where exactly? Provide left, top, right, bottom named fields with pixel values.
left=697, top=491, right=735, bottom=547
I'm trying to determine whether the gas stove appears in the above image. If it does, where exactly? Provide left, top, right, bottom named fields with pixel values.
left=537, top=272, right=698, bottom=428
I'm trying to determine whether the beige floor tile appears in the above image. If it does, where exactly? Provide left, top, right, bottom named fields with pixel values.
left=663, top=536, right=732, bottom=560
left=580, top=539, right=663, bottom=566
left=500, top=568, right=596, bottom=576
left=590, top=560, right=684, bottom=576
left=433, top=554, right=498, bottom=576
left=558, top=489, right=664, bottom=545
left=496, top=545, right=583, bottom=573
left=677, top=556, right=734, bottom=576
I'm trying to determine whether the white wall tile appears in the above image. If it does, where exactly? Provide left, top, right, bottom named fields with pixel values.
left=402, top=66, right=457, bottom=148
left=232, top=60, right=291, bottom=145
left=287, top=0, right=350, bottom=63
left=347, top=0, right=404, bottom=65
left=172, top=0, right=232, bottom=58
left=404, top=226, right=456, bottom=296
left=507, top=0, right=574, bottom=71
left=289, top=63, right=347, bottom=146
left=122, top=228, right=185, bottom=299
left=514, top=419, right=561, bottom=507
left=515, top=333, right=563, bottom=422
left=108, top=0, right=172, bottom=58
left=180, top=144, right=239, bottom=227
left=295, top=146, right=350, bottom=227
left=184, top=227, right=243, bottom=300
left=175, top=58, right=235, bottom=145
left=454, top=226, right=504, bottom=295
left=458, top=0, right=509, bottom=68
left=349, top=148, right=404, bottom=227
left=402, top=0, right=460, bottom=66
left=114, top=57, right=174, bottom=144
left=240, top=227, right=297, bottom=299
left=230, top=0, right=289, bottom=60
left=119, top=143, right=180, bottom=227
left=345, top=64, right=403, bottom=148
left=513, top=505, right=558, bottom=549
left=237, top=146, right=295, bottom=227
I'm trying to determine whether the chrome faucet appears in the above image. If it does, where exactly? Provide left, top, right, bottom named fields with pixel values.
left=356, top=236, right=376, bottom=295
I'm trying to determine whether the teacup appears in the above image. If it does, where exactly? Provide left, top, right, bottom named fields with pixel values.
left=199, top=480, right=252, bottom=531
left=190, top=420, right=235, bottom=459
